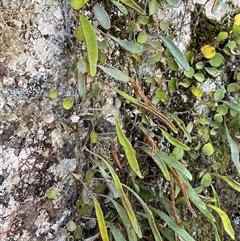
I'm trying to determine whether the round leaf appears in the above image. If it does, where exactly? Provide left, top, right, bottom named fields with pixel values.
left=202, top=143, right=214, bottom=156
left=137, top=31, right=148, bottom=44
left=214, top=89, right=224, bottom=101
left=49, top=89, right=58, bottom=99
left=195, top=62, right=204, bottom=69
left=70, top=0, right=87, bottom=10
left=216, top=105, right=228, bottom=115
left=192, top=87, right=203, bottom=98
left=201, top=173, right=212, bottom=187
left=227, top=83, right=239, bottom=92
left=47, top=187, right=59, bottom=199
left=75, top=26, right=85, bottom=41
left=159, top=21, right=169, bottom=31
left=216, top=31, right=228, bottom=41
left=90, top=131, right=99, bottom=144
left=214, top=113, right=223, bottom=123
left=184, top=67, right=195, bottom=78
left=185, top=51, right=193, bottom=63
left=167, top=57, right=179, bottom=71
left=194, top=73, right=205, bottom=82
left=209, top=53, right=224, bottom=67
left=149, top=0, right=159, bottom=15
left=67, top=220, right=77, bottom=232
left=201, top=45, right=216, bottom=59
left=62, top=97, right=74, bottom=110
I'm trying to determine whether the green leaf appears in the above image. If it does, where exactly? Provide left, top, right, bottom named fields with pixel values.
left=111, top=0, right=128, bottom=15
left=160, top=36, right=190, bottom=71
left=205, top=67, right=218, bottom=76
left=115, top=116, right=143, bottom=178
left=62, top=97, right=74, bottom=110
left=157, top=149, right=192, bottom=180
left=93, top=197, right=109, bottom=241
left=67, top=220, right=77, bottom=232
left=49, top=89, right=58, bottom=99
left=216, top=31, right=228, bottom=41
left=94, top=5, right=111, bottom=30
left=137, top=31, right=148, bottom=44
left=184, top=67, right=195, bottom=78
left=151, top=208, right=195, bottom=241
left=120, top=0, right=146, bottom=15
left=227, top=83, right=239, bottom=92
left=106, top=197, right=138, bottom=241
left=169, top=114, right=192, bottom=142
left=214, top=89, right=224, bottom=101
left=141, top=145, right=170, bottom=181
left=161, top=128, right=190, bottom=151
left=201, top=173, right=212, bottom=187
left=80, top=15, right=98, bottom=77
left=109, top=35, right=142, bottom=54
left=222, top=101, right=240, bottom=112
left=70, top=0, right=88, bottom=10
left=165, top=0, right=181, bottom=8
left=89, top=151, right=142, bottom=238
left=47, top=187, right=59, bottom=199
left=217, top=175, right=240, bottom=192
left=149, top=0, right=159, bottom=15
left=90, top=131, right=99, bottom=144
left=208, top=204, right=235, bottom=240
left=185, top=180, right=215, bottom=222
left=99, top=66, right=129, bottom=82
left=75, top=26, right=85, bottom=41
left=202, top=143, right=214, bottom=156
left=108, top=223, right=127, bottom=241
left=209, top=53, right=224, bottom=67
left=194, top=73, right=205, bottom=82
left=123, top=185, right=163, bottom=241
left=224, top=122, right=240, bottom=173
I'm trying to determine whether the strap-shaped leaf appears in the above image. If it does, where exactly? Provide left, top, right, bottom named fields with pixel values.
left=151, top=207, right=195, bottom=241
left=217, top=175, right=240, bottom=192
left=123, top=184, right=163, bottom=241
left=80, top=15, right=98, bottom=77
left=98, top=65, right=129, bottom=82
left=120, top=0, right=145, bottom=14
left=115, top=116, right=143, bottom=179
left=160, top=36, right=190, bottom=71
left=93, top=197, right=109, bottom=241
left=208, top=204, right=235, bottom=240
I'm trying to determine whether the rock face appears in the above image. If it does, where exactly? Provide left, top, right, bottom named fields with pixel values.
left=1, top=0, right=80, bottom=240
left=1, top=0, right=240, bottom=240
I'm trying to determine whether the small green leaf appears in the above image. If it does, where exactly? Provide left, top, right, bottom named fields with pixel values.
left=216, top=31, right=228, bottom=41
left=160, top=36, right=190, bottom=71
left=93, top=197, right=109, bottom=241
left=110, top=35, right=142, bottom=54
left=137, top=15, right=149, bottom=25
left=115, top=116, right=143, bottom=178
left=168, top=78, right=177, bottom=93
left=49, top=89, right=58, bottom=99
left=211, top=0, right=222, bottom=13
left=75, top=26, right=85, bottom=41
left=209, top=53, right=224, bottom=67
left=202, top=143, right=214, bottom=156
left=201, top=173, right=212, bottom=187
left=159, top=21, right=169, bottom=31
left=80, top=15, right=98, bottom=77
left=62, top=97, right=74, bottom=110
left=205, top=67, right=218, bottom=76
left=195, top=62, right=204, bottom=69
left=111, top=0, right=128, bottom=15
left=70, top=0, right=88, bottom=10
left=67, top=220, right=77, bottom=232
left=222, top=101, right=240, bottom=112
left=185, top=51, right=193, bottom=63
left=108, top=223, right=127, bottom=241
left=149, top=0, right=158, bottom=15
left=214, top=89, right=224, bottom=101
left=184, top=67, right=195, bottom=78
left=90, top=131, right=99, bottom=144
left=227, top=83, right=239, bottom=92
left=214, top=113, right=223, bottom=123
left=99, top=65, right=129, bottom=82
left=161, top=128, right=190, bottom=151
left=194, top=73, right=205, bottom=82
left=178, top=80, right=191, bottom=88
left=47, top=187, right=59, bottom=199
left=167, top=57, right=179, bottom=71
left=94, top=5, right=111, bottom=30
left=137, top=31, right=148, bottom=44
left=208, top=204, right=235, bottom=240
left=216, top=105, right=228, bottom=115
